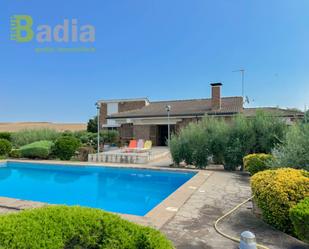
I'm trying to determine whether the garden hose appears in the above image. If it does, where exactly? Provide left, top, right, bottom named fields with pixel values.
left=214, top=196, right=270, bottom=249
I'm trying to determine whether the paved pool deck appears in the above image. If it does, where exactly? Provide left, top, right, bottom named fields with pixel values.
left=161, top=170, right=309, bottom=249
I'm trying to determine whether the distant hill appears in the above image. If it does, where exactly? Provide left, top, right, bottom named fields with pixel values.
left=0, top=122, right=86, bottom=132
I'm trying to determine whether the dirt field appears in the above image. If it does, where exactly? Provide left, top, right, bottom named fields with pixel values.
left=0, top=122, right=86, bottom=132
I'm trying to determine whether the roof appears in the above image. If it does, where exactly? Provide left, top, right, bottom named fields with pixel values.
left=243, top=107, right=304, bottom=117
left=108, top=97, right=244, bottom=119
left=97, top=98, right=149, bottom=104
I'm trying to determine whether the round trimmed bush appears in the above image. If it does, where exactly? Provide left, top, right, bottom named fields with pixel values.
left=243, top=153, right=273, bottom=175
left=251, top=168, right=309, bottom=233
left=0, top=206, right=173, bottom=249
left=53, top=136, right=81, bottom=160
left=289, top=197, right=309, bottom=243
left=0, top=139, right=12, bottom=156
left=20, top=140, right=54, bottom=159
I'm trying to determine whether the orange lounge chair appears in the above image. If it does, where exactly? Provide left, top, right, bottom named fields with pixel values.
left=130, top=139, right=145, bottom=152
left=124, top=139, right=137, bottom=152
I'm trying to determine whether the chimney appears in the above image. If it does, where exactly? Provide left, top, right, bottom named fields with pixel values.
left=211, top=83, right=222, bottom=110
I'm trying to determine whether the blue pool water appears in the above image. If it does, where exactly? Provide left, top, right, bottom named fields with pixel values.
left=0, top=161, right=195, bottom=216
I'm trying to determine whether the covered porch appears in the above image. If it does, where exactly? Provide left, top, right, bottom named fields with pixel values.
left=114, top=116, right=198, bottom=146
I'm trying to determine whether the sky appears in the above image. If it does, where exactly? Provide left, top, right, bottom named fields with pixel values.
left=0, top=0, right=309, bottom=122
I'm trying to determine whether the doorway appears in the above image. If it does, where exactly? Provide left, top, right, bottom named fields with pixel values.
left=157, top=125, right=175, bottom=146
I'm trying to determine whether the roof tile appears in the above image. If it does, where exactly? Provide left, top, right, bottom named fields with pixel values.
left=109, top=97, right=244, bottom=118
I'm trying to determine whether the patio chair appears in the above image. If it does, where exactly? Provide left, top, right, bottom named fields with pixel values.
left=128, top=139, right=145, bottom=153
left=135, top=140, right=152, bottom=152
left=123, top=139, right=137, bottom=153
left=144, top=140, right=152, bottom=150
left=136, top=139, right=145, bottom=150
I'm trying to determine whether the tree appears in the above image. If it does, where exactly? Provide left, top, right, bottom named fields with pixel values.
left=87, top=116, right=98, bottom=133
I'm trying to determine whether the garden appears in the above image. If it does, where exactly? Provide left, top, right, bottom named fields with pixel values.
left=169, top=111, right=309, bottom=243
left=0, top=127, right=119, bottom=162
left=0, top=112, right=308, bottom=246
left=0, top=126, right=176, bottom=249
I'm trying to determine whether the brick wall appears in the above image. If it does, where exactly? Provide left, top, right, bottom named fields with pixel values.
left=133, top=125, right=151, bottom=140
left=176, top=117, right=200, bottom=132
left=99, top=103, right=107, bottom=128
left=119, top=123, right=134, bottom=145
left=118, top=101, right=146, bottom=113
left=99, top=100, right=146, bottom=130
left=211, top=85, right=221, bottom=110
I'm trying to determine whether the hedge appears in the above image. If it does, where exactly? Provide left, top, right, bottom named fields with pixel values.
left=243, top=153, right=273, bottom=175
left=289, top=197, right=309, bottom=243
left=169, top=113, right=286, bottom=170
left=0, top=206, right=174, bottom=249
left=251, top=168, right=309, bottom=233
left=0, top=139, right=12, bottom=156
left=20, top=140, right=54, bottom=159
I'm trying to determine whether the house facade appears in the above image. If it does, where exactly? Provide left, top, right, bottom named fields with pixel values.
left=97, top=83, right=304, bottom=146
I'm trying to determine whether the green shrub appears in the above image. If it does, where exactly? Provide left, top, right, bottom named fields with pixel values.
left=251, top=111, right=286, bottom=153
left=53, top=136, right=81, bottom=160
left=12, top=129, right=60, bottom=147
left=20, top=140, right=54, bottom=159
left=0, top=139, right=12, bottom=156
left=251, top=168, right=309, bottom=233
left=289, top=197, right=309, bottom=243
left=73, top=130, right=95, bottom=144
left=169, top=135, right=182, bottom=165
left=190, top=127, right=210, bottom=168
left=0, top=132, right=12, bottom=141
left=201, top=118, right=229, bottom=164
left=9, top=149, right=21, bottom=158
left=0, top=205, right=173, bottom=249
left=271, top=124, right=309, bottom=171
left=170, top=113, right=286, bottom=171
left=100, top=130, right=119, bottom=145
left=170, top=122, right=210, bottom=168
left=173, top=124, right=195, bottom=165
left=223, top=115, right=255, bottom=170
left=243, top=153, right=273, bottom=175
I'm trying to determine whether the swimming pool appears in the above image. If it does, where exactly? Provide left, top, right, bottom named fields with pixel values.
left=0, top=161, right=195, bottom=216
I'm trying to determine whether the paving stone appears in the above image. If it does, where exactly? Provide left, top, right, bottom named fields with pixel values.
left=161, top=171, right=309, bottom=249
